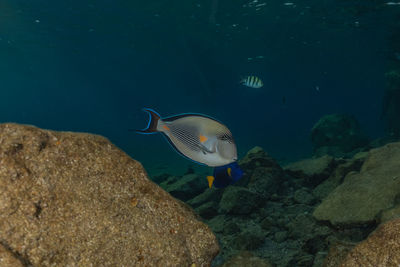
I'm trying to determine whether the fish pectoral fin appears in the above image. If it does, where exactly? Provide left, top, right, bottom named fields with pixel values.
left=207, top=176, right=215, bottom=188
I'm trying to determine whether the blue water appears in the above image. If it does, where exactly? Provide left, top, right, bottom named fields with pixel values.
left=0, top=0, right=396, bottom=175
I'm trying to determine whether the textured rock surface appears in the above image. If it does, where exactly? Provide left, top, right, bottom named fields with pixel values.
left=0, top=244, right=24, bottom=267
left=218, top=186, right=263, bottom=215
left=239, top=146, right=282, bottom=178
left=284, top=155, right=336, bottom=187
left=310, top=113, right=369, bottom=157
left=313, top=156, right=364, bottom=201
left=313, top=142, right=400, bottom=226
left=0, top=123, right=219, bottom=266
left=323, top=241, right=355, bottom=267
left=160, top=173, right=206, bottom=201
left=220, top=251, right=272, bottom=267
left=341, top=219, right=400, bottom=266
left=187, top=188, right=222, bottom=208
left=380, top=204, right=400, bottom=223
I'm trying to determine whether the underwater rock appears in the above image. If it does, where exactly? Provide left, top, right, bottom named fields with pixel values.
left=379, top=204, right=400, bottom=223
left=150, top=172, right=170, bottom=184
left=286, top=214, right=330, bottom=240
left=340, top=219, right=400, bottom=266
left=195, top=201, right=219, bottom=220
left=294, top=254, right=314, bottom=266
left=239, top=146, right=282, bottom=175
left=160, top=173, right=207, bottom=201
left=0, top=244, right=24, bottom=267
left=274, top=231, right=288, bottom=243
left=322, top=241, right=356, bottom=267
left=313, top=142, right=400, bottom=226
left=247, top=166, right=282, bottom=198
left=312, top=156, right=364, bottom=200
left=218, top=186, right=263, bottom=215
left=311, top=114, right=369, bottom=158
left=220, top=251, right=273, bottom=267
left=284, top=155, right=337, bottom=187
left=222, top=221, right=241, bottom=235
left=207, top=215, right=229, bottom=234
left=0, top=123, right=219, bottom=266
left=232, top=225, right=265, bottom=250
left=293, top=188, right=315, bottom=205
left=187, top=188, right=223, bottom=208
left=158, top=174, right=180, bottom=187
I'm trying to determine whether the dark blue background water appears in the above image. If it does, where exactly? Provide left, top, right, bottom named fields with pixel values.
left=0, top=0, right=396, bottom=175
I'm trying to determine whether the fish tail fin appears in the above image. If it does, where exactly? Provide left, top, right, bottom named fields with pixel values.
left=136, top=108, right=162, bottom=134
left=207, top=176, right=215, bottom=188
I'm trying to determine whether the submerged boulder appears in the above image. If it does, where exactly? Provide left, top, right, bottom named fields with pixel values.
left=218, top=186, right=264, bottom=215
left=311, top=114, right=369, bottom=157
left=239, top=146, right=282, bottom=175
left=313, top=155, right=365, bottom=200
left=284, top=155, right=337, bottom=187
left=313, top=142, right=400, bottom=226
left=0, top=123, right=219, bottom=266
left=220, top=251, right=272, bottom=267
left=160, top=173, right=207, bottom=201
left=341, top=219, right=400, bottom=266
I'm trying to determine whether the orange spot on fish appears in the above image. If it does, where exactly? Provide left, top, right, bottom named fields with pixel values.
left=162, top=125, right=170, bottom=131
left=199, top=134, right=208, bottom=143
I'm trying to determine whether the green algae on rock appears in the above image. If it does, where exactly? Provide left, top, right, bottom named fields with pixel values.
left=0, top=123, right=219, bottom=266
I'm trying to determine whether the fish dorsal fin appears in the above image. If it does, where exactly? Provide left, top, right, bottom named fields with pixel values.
left=162, top=113, right=222, bottom=124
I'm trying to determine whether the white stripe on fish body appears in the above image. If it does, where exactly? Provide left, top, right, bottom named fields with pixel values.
left=241, top=75, right=263, bottom=88
left=157, top=115, right=237, bottom=167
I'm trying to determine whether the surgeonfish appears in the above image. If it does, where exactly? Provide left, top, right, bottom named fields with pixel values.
left=240, top=75, right=263, bottom=88
left=207, top=161, right=244, bottom=188
left=136, top=108, right=238, bottom=167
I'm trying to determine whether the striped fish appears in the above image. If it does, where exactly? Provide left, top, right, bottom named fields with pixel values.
left=136, top=109, right=238, bottom=167
left=240, top=75, right=263, bottom=88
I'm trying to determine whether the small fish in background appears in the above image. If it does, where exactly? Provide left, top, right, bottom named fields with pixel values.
left=385, top=2, right=400, bottom=5
left=240, top=75, right=264, bottom=88
left=207, top=161, right=243, bottom=188
left=136, top=108, right=239, bottom=167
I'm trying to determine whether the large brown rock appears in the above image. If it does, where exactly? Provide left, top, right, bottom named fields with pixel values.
left=0, top=123, right=219, bottom=266
left=340, top=219, right=400, bottom=266
left=313, top=142, right=400, bottom=226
